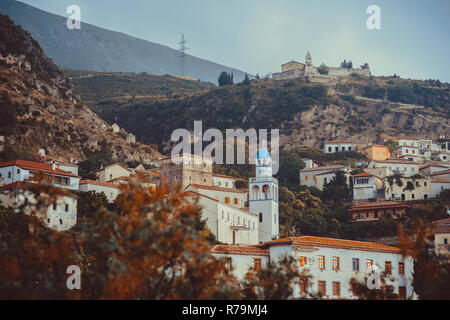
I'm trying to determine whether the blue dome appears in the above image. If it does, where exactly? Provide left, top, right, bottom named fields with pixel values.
left=257, top=147, right=271, bottom=159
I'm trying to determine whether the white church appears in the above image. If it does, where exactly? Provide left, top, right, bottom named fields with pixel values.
left=185, top=147, right=279, bottom=245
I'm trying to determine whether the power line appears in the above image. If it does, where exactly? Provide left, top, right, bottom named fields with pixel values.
left=178, top=33, right=189, bottom=76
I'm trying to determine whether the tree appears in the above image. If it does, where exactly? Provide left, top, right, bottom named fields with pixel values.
left=276, top=150, right=305, bottom=187
left=340, top=60, right=353, bottom=69
left=218, top=72, right=234, bottom=86
left=241, top=73, right=250, bottom=85
left=317, top=63, right=329, bottom=75
left=383, top=140, right=399, bottom=154
left=321, top=171, right=352, bottom=204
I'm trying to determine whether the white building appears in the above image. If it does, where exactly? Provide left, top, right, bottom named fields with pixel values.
left=352, top=173, right=383, bottom=201
left=79, top=180, right=121, bottom=203
left=324, top=140, right=355, bottom=153
left=189, top=192, right=259, bottom=245
left=212, top=173, right=237, bottom=188
left=431, top=178, right=450, bottom=198
left=367, top=159, right=419, bottom=177
left=300, top=165, right=348, bottom=191
left=96, top=163, right=132, bottom=182
left=0, top=160, right=80, bottom=231
left=212, top=236, right=415, bottom=299
left=249, top=147, right=279, bottom=243
left=45, top=157, right=79, bottom=176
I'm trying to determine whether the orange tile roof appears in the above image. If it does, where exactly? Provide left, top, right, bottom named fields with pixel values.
left=96, top=163, right=131, bottom=172
left=301, top=165, right=346, bottom=172
left=187, top=184, right=248, bottom=194
left=431, top=169, right=450, bottom=176
left=430, top=218, right=450, bottom=235
left=0, top=160, right=79, bottom=177
left=349, top=201, right=411, bottom=211
left=420, top=163, right=449, bottom=170
left=431, top=179, right=450, bottom=183
left=79, top=180, right=120, bottom=189
left=211, top=244, right=269, bottom=256
left=263, top=236, right=404, bottom=254
left=353, top=172, right=374, bottom=177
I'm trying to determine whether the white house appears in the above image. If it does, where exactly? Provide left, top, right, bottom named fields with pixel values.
left=367, top=159, right=419, bottom=177
left=419, top=163, right=450, bottom=176
left=212, top=173, right=237, bottom=188
left=44, top=156, right=79, bottom=176
left=397, top=145, right=419, bottom=159
left=352, top=173, right=383, bottom=201
left=96, top=163, right=132, bottom=182
left=431, top=178, right=450, bottom=198
left=79, top=180, right=121, bottom=203
left=0, top=160, right=80, bottom=232
left=300, top=165, right=348, bottom=191
left=212, top=236, right=415, bottom=300
left=324, top=140, right=355, bottom=153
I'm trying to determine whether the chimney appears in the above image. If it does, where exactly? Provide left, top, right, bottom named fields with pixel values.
left=52, top=162, right=56, bottom=171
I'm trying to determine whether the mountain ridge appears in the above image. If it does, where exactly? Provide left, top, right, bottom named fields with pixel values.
left=0, top=0, right=249, bottom=83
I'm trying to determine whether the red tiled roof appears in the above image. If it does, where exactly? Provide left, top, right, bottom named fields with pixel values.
left=79, top=180, right=120, bottom=189
left=211, top=244, right=269, bottom=256
left=0, top=160, right=79, bottom=177
left=349, top=200, right=411, bottom=211
left=353, top=172, right=373, bottom=177
left=420, top=163, right=449, bottom=170
left=263, top=236, right=404, bottom=254
left=301, top=165, right=346, bottom=173
left=431, top=169, right=450, bottom=176
left=187, top=184, right=248, bottom=194
left=96, top=163, right=131, bottom=172
left=431, top=179, right=450, bottom=184
left=213, top=173, right=237, bottom=180
left=431, top=218, right=450, bottom=235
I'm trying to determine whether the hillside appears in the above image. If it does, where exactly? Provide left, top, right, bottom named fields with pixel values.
left=0, top=0, right=249, bottom=83
left=88, top=75, right=450, bottom=153
left=65, top=69, right=215, bottom=104
left=0, top=13, right=160, bottom=163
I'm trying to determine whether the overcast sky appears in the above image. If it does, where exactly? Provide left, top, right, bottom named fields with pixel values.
left=19, top=0, right=450, bottom=82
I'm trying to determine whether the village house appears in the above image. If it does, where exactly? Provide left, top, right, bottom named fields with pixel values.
left=212, top=173, right=237, bottom=188
left=362, top=145, right=391, bottom=161
left=160, top=153, right=213, bottom=189
left=352, top=172, right=384, bottom=201
left=367, top=159, right=419, bottom=177
left=349, top=201, right=411, bottom=222
left=185, top=184, right=248, bottom=209
left=323, top=140, right=355, bottom=153
left=79, top=180, right=121, bottom=203
left=300, top=165, right=348, bottom=191
left=96, top=163, right=132, bottom=182
left=44, top=156, right=79, bottom=175
left=212, top=236, right=415, bottom=299
left=0, top=160, right=80, bottom=231
left=384, top=175, right=431, bottom=201
left=419, top=163, right=450, bottom=176
left=428, top=218, right=450, bottom=257
left=301, top=158, right=319, bottom=169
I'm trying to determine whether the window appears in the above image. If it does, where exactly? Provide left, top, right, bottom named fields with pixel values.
left=299, top=256, right=307, bottom=267
left=227, top=212, right=229, bottom=222
left=332, top=257, right=340, bottom=271
left=221, top=211, right=224, bottom=220
left=366, top=259, right=373, bottom=273
left=53, top=203, right=57, bottom=210
left=237, top=217, right=240, bottom=225
left=253, top=258, right=262, bottom=271
left=225, top=197, right=230, bottom=204
left=305, top=175, right=308, bottom=181
left=332, top=282, right=341, bottom=297
left=398, top=286, right=406, bottom=299
left=328, top=147, right=332, bottom=152
left=17, top=169, right=20, bottom=174
left=318, top=281, right=326, bottom=296
left=318, top=256, right=325, bottom=270
left=444, top=238, right=448, bottom=245
left=385, top=261, right=392, bottom=274
left=352, top=258, right=360, bottom=272
left=274, top=214, right=276, bottom=223
left=259, top=213, right=263, bottom=222
left=59, top=219, right=63, bottom=225
left=253, top=222, right=255, bottom=230
left=398, top=262, right=405, bottom=275
left=324, top=178, right=327, bottom=184
left=8, top=171, right=11, bottom=178
left=342, top=146, right=345, bottom=151
left=234, top=198, right=239, bottom=205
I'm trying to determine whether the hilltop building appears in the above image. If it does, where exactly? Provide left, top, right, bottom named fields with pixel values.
left=272, top=51, right=370, bottom=82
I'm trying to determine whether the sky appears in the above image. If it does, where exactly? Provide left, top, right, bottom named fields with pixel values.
left=19, top=0, right=450, bottom=82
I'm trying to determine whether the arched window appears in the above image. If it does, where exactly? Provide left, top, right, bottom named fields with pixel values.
left=262, top=184, right=270, bottom=199
left=252, top=185, right=260, bottom=200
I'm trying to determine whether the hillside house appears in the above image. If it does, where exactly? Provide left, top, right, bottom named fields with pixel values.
left=96, top=163, right=132, bottom=182
left=352, top=173, right=384, bottom=201
left=362, top=145, right=391, bottom=161
left=300, top=165, right=348, bottom=191
left=323, top=140, right=355, bottom=153
left=384, top=175, right=431, bottom=201
left=349, top=201, right=411, bottom=222
left=367, top=159, right=419, bottom=177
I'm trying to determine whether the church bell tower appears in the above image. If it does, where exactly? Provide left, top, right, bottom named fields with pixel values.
left=249, top=146, right=279, bottom=243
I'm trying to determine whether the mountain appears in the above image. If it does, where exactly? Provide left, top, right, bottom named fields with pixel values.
left=0, top=13, right=160, bottom=163
left=65, top=69, right=215, bottom=104
left=86, top=75, right=449, bottom=153
left=0, top=0, right=249, bottom=83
